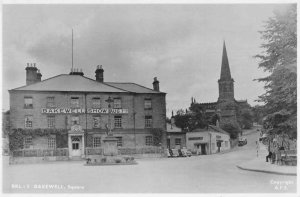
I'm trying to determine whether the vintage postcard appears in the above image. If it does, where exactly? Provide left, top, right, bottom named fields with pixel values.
left=1, top=1, right=298, bottom=196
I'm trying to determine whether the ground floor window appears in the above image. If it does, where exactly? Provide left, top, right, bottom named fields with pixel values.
left=145, top=136, right=153, bottom=146
left=24, top=136, right=33, bottom=148
left=175, top=138, right=181, bottom=146
left=48, top=137, right=56, bottom=149
left=225, top=141, right=228, bottom=147
left=93, top=137, right=101, bottom=147
left=115, top=137, right=122, bottom=147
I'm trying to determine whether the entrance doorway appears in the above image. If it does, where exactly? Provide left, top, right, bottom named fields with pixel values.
left=217, top=140, right=223, bottom=153
left=71, top=136, right=81, bottom=157
left=167, top=139, right=170, bottom=149
left=200, top=144, right=207, bottom=155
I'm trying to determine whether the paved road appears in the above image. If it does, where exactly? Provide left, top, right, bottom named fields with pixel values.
left=3, top=128, right=297, bottom=193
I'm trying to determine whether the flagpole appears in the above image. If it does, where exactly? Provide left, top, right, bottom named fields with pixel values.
left=72, top=29, right=74, bottom=71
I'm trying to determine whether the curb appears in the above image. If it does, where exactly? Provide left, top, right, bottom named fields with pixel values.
left=236, top=165, right=297, bottom=176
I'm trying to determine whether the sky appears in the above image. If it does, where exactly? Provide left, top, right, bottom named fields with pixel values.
left=2, top=4, right=292, bottom=116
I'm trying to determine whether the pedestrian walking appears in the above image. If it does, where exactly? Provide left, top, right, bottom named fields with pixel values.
left=256, top=141, right=259, bottom=157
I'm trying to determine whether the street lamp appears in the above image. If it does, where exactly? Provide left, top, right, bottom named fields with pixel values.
left=105, top=96, right=114, bottom=136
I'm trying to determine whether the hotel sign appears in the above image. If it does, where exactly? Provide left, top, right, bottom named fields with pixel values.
left=41, top=108, right=129, bottom=114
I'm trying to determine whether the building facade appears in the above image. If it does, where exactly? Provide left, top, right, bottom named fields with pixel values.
left=166, top=123, right=186, bottom=149
left=9, top=64, right=166, bottom=159
left=191, top=42, right=251, bottom=128
left=186, top=125, right=230, bottom=155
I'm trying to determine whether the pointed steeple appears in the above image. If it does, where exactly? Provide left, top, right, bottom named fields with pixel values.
left=220, top=41, right=232, bottom=80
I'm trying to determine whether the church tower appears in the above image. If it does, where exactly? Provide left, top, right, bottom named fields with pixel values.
left=217, top=41, right=239, bottom=128
left=218, top=41, right=234, bottom=101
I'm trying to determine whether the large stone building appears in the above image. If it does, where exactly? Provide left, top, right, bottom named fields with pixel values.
left=9, top=64, right=166, bottom=159
left=191, top=42, right=251, bottom=128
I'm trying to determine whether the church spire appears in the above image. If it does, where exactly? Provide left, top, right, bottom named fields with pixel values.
left=220, top=41, right=232, bottom=80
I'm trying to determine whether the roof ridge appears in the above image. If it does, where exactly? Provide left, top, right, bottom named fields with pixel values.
left=10, top=74, right=66, bottom=91
left=209, top=125, right=230, bottom=135
left=102, top=82, right=131, bottom=92
left=130, top=82, right=165, bottom=93
left=107, top=82, right=166, bottom=94
left=79, top=76, right=130, bottom=92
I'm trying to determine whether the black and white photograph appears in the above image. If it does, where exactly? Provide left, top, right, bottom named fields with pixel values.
left=1, top=1, right=298, bottom=195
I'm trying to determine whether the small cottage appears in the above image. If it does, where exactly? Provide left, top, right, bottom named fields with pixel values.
left=186, top=125, right=230, bottom=155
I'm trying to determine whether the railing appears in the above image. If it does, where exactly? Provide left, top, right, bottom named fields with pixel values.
left=11, top=146, right=165, bottom=157
left=84, top=146, right=164, bottom=156
left=11, top=148, right=69, bottom=157
left=118, top=146, right=164, bottom=155
left=85, top=147, right=103, bottom=155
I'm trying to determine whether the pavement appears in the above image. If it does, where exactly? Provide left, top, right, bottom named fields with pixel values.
left=236, top=130, right=297, bottom=176
left=2, top=127, right=297, bottom=193
left=236, top=158, right=297, bottom=176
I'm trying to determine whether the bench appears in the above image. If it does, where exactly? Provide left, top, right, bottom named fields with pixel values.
left=279, top=150, right=297, bottom=166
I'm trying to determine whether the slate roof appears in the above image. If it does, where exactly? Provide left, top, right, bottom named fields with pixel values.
left=10, top=74, right=165, bottom=94
left=190, top=125, right=229, bottom=136
left=106, top=82, right=162, bottom=94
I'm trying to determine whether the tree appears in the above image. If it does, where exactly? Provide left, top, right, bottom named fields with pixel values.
left=239, top=109, right=253, bottom=129
left=174, top=111, right=191, bottom=131
left=173, top=105, right=208, bottom=132
left=252, top=105, right=266, bottom=125
left=254, top=5, right=297, bottom=138
left=221, top=122, right=240, bottom=139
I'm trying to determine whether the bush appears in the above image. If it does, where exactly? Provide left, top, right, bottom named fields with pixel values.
left=115, top=158, right=122, bottom=163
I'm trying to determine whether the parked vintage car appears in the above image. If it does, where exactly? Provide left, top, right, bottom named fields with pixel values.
left=166, top=148, right=192, bottom=157
left=238, top=137, right=247, bottom=146
left=181, top=148, right=192, bottom=157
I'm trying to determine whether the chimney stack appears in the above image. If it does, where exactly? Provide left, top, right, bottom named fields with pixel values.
left=95, top=65, right=104, bottom=82
left=26, top=63, right=41, bottom=85
left=69, top=68, right=84, bottom=76
left=37, top=69, right=42, bottom=82
left=152, top=77, right=160, bottom=91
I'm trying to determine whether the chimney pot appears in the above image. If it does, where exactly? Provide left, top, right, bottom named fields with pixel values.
left=26, top=63, right=40, bottom=85
left=95, top=65, right=104, bottom=82
left=152, top=77, right=160, bottom=91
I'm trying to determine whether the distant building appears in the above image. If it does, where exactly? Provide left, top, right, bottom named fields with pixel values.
left=166, top=123, right=186, bottom=149
left=191, top=42, right=251, bottom=128
left=8, top=64, right=166, bottom=159
left=186, top=125, right=230, bottom=155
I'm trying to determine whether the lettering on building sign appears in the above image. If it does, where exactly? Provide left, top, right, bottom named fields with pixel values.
left=188, top=137, right=203, bottom=141
left=216, top=135, right=221, bottom=139
left=41, top=108, right=129, bottom=114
